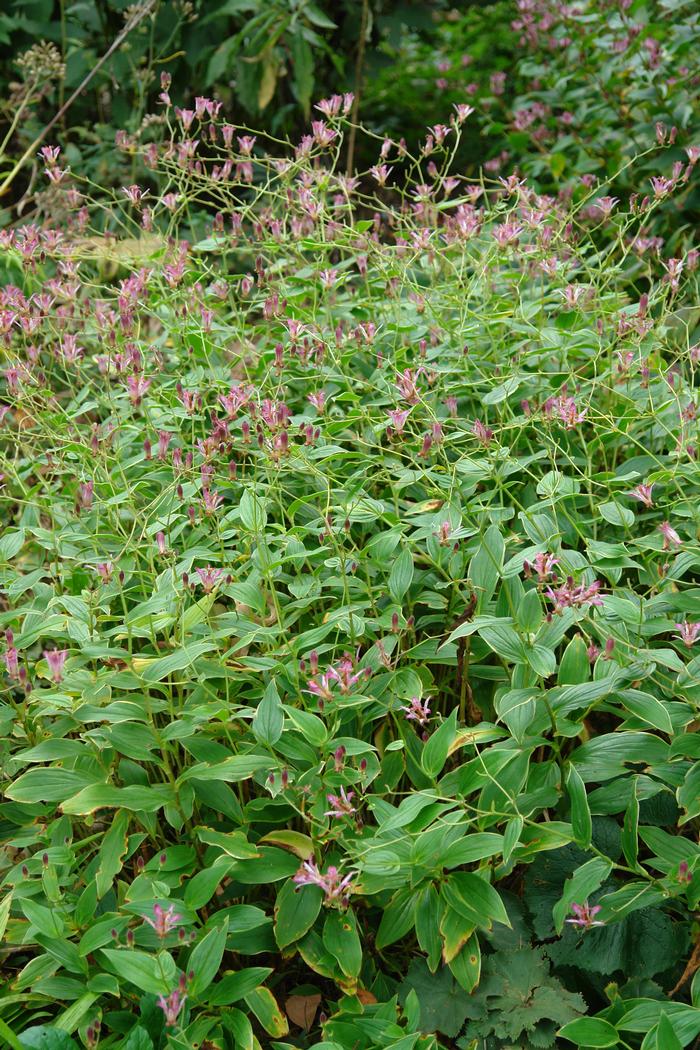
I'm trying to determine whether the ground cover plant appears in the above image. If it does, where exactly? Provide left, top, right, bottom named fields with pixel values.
left=0, top=49, right=699, bottom=1050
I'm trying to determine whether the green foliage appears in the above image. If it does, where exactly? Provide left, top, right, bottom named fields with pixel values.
left=0, top=9, right=699, bottom=1049
left=459, top=946, right=586, bottom=1047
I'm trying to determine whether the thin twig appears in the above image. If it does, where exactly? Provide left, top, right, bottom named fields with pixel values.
left=0, top=0, right=156, bottom=199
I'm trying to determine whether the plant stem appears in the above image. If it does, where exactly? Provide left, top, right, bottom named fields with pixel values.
left=346, top=0, right=369, bottom=176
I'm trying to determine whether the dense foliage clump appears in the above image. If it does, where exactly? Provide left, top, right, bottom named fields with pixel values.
left=0, top=8, right=699, bottom=1050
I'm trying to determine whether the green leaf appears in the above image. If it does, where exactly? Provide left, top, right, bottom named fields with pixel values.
left=274, top=879, right=323, bottom=949
left=558, top=1016, right=619, bottom=1047
left=458, top=945, right=586, bottom=1043
left=100, top=949, right=175, bottom=996
left=121, top=1028, right=154, bottom=1050
left=617, top=689, right=673, bottom=734
left=133, top=640, right=216, bottom=682
left=290, top=32, right=314, bottom=116
left=178, top=755, right=270, bottom=784
left=679, top=761, right=700, bottom=824
left=448, top=932, right=481, bottom=993
left=0, top=528, right=24, bottom=561
left=469, top=525, right=505, bottom=610
left=415, top=883, right=442, bottom=972
left=517, top=588, right=542, bottom=633
left=17, top=1028, right=78, bottom=1050
left=259, top=830, right=314, bottom=859
left=0, top=1018, right=23, bottom=1050
left=376, top=887, right=417, bottom=949
left=421, top=709, right=457, bottom=779
left=239, top=491, right=267, bottom=532
left=62, top=784, right=175, bottom=815
left=55, top=993, right=98, bottom=1034
left=322, top=908, right=362, bottom=979
left=0, top=891, right=12, bottom=942
left=599, top=501, right=634, bottom=528
left=559, top=636, right=590, bottom=685
left=196, top=828, right=259, bottom=859
left=243, top=987, right=289, bottom=1037
left=656, top=1011, right=682, bottom=1050
left=208, top=967, right=272, bottom=1006
left=526, top=643, right=557, bottom=679
left=441, top=872, right=511, bottom=931
left=252, top=680, right=284, bottom=746
left=7, top=769, right=98, bottom=804
left=442, top=833, right=504, bottom=868
left=548, top=903, right=686, bottom=979
left=552, top=857, right=613, bottom=933
left=440, top=904, right=475, bottom=963
left=621, top=784, right=639, bottom=869
left=283, top=706, right=327, bottom=746
left=389, top=546, right=414, bottom=602
left=502, top=816, right=523, bottom=864
left=496, top=688, right=537, bottom=741
left=219, top=1007, right=254, bottom=1050
left=96, top=809, right=130, bottom=898
left=567, top=765, right=592, bottom=849
left=184, top=860, right=232, bottom=909
left=304, top=3, right=337, bottom=28
left=189, top=920, right=229, bottom=997
left=399, top=959, right=471, bottom=1039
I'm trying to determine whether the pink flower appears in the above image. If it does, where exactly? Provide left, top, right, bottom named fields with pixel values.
left=330, top=654, right=367, bottom=692
left=650, top=175, right=675, bottom=198
left=44, top=649, right=68, bottom=683
left=126, top=375, right=151, bottom=406
left=195, top=567, right=224, bottom=593
left=395, top=369, right=422, bottom=404
left=594, top=196, right=619, bottom=218
left=293, top=860, right=355, bottom=906
left=677, top=860, right=692, bottom=884
left=201, top=488, right=223, bottom=515
left=493, top=221, right=523, bottom=247
left=556, top=396, right=587, bottom=429
left=453, top=103, right=475, bottom=123
left=306, top=653, right=370, bottom=702
left=566, top=902, right=604, bottom=929
left=387, top=408, right=411, bottom=434
left=659, top=521, right=682, bottom=550
left=122, top=184, right=145, bottom=206
left=325, top=787, right=356, bottom=819
left=435, top=521, right=453, bottom=546
left=144, top=903, right=181, bottom=938
left=157, top=987, right=186, bottom=1027
left=96, top=562, right=113, bottom=583
left=675, top=621, right=700, bottom=647
left=401, top=696, right=431, bottom=727
left=523, top=552, right=560, bottom=581
left=307, top=391, right=326, bottom=413
left=77, top=481, right=94, bottom=512
left=629, top=483, right=653, bottom=507
left=3, top=645, right=19, bottom=680
left=370, top=164, right=393, bottom=186
left=430, top=123, right=451, bottom=145
left=472, top=419, right=493, bottom=445
left=39, top=145, right=61, bottom=165
left=545, top=577, right=603, bottom=616
left=310, top=121, right=337, bottom=148
left=157, top=431, right=172, bottom=460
